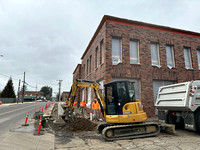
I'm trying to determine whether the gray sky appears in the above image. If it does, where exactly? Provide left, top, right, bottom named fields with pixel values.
left=0, top=0, right=200, bottom=96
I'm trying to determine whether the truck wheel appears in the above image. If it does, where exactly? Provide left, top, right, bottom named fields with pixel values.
left=167, top=112, right=176, bottom=125
left=195, top=112, right=200, bottom=134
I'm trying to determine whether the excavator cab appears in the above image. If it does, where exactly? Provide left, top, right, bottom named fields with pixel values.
left=103, top=80, right=147, bottom=124
left=105, top=80, right=135, bottom=115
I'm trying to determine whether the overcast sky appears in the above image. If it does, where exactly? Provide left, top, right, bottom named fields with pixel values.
left=0, top=0, right=200, bottom=96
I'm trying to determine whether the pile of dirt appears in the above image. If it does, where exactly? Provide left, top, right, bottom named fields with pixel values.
left=68, top=118, right=97, bottom=132
left=47, top=104, right=97, bottom=133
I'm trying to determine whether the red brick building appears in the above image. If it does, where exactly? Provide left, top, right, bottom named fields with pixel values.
left=73, top=15, right=200, bottom=117
left=19, top=91, right=43, bottom=101
left=61, top=91, right=70, bottom=101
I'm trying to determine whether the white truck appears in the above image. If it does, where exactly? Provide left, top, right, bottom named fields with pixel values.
left=155, top=80, right=200, bottom=133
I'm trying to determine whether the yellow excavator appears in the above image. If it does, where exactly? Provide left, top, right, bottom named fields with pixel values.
left=62, top=79, right=160, bottom=140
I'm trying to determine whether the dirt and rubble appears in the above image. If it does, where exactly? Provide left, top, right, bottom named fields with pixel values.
left=47, top=103, right=98, bottom=136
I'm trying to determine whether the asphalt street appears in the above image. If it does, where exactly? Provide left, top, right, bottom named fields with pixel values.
left=0, top=102, right=47, bottom=139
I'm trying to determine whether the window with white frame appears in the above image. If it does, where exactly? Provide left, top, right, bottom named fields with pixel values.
left=197, top=49, right=200, bottom=70
left=151, top=43, right=160, bottom=67
left=112, top=37, right=121, bottom=65
left=184, top=47, right=192, bottom=69
left=130, top=40, right=139, bottom=64
left=166, top=45, right=175, bottom=68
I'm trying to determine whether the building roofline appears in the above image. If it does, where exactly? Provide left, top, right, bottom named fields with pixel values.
left=73, top=64, right=81, bottom=74
left=81, top=15, right=200, bottom=60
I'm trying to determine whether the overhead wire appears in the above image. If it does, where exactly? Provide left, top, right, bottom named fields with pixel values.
left=0, top=72, right=58, bottom=90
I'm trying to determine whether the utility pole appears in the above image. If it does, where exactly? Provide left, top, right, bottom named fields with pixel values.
left=57, top=80, right=62, bottom=102
left=22, top=72, right=25, bottom=103
left=17, top=79, right=21, bottom=104
left=35, top=84, right=37, bottom=102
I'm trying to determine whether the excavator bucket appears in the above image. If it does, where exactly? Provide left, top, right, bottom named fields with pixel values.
left=61, top=104, right=89, bottom=122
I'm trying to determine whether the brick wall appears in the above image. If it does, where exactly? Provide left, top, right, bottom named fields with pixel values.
left=73, top=64, right=82, bottom=104
left=105, top=21, right=200, bottom=117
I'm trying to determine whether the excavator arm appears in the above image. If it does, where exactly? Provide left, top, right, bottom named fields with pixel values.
left=62, top=79, right=105, bottom=120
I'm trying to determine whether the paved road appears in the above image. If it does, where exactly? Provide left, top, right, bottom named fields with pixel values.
left=0, top=102, right=46, bottom=139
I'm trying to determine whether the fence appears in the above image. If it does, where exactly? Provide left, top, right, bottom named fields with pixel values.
left=0, top=98, right=16, bottom=103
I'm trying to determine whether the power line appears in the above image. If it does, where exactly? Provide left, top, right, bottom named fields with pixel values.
left=0, top=73, right=22, bottom=81
left=0, top=72, right=61, bottom=92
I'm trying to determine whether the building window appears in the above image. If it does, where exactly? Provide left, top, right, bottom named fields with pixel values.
left=86, top=87, right=91, bottom=108
left=130, top=40, right=139, bottom=64
left=100, top=40, right=104, bottom=64
left=151, top=43, right=160, bottom=67
left=184, top=47, right=192, bottom=69
left=87, top=59, right=89, bottom=75
left=112, top=37, right=121, bottom=65
left=197, top=49, right=200, bottom=70
left=83, top=64, right=85, bottom=77
left=95, top=46, right=98, bottom=68
left=166, top=45, right=175, bottom=68
left=89, top=55, right=92, bottom=73
left=81, top=88, right=85, bottom=101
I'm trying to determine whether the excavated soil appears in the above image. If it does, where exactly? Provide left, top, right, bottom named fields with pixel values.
left=68, top=118, right=97, bottom=132
left=47, top=103, right=97, bottom=134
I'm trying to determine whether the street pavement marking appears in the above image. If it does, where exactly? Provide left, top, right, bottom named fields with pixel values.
left=0, top=103, right=41, bottom=117
left=0, top=117, right=10, bottom=123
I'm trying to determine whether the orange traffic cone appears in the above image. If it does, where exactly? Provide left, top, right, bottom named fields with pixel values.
left=22, top=112, right=29, bottom=126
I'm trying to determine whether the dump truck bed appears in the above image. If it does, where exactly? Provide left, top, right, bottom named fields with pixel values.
left=155, top=80, right=200, bottom=112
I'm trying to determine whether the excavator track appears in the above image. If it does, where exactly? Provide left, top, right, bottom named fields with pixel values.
left=102, top=122, right=160, bottom=141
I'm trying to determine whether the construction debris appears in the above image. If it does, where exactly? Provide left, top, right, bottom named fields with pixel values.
left=68, top=118, right=97, bottom=132
left=47, top=103, right=97, bottom=134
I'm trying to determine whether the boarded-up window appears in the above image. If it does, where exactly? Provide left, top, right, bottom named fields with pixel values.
left=151, top=43, right=160, bottom=66
left=130, top=40, right=139, bottom=64
left=184, top=47, right=192, bottom=69
left=112, top=37, right=121, bottom=65
left=166, top=45, right=175, bottom=68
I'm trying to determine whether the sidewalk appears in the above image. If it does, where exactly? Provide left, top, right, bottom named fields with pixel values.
left=0, top=104, right=55, bottom=150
